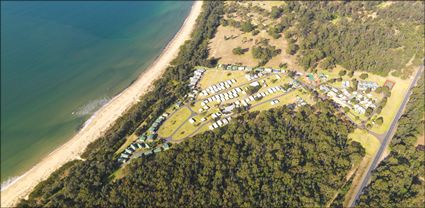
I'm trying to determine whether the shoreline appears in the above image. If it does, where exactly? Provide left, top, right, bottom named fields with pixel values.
left=0, top=1, right=203, bottom=206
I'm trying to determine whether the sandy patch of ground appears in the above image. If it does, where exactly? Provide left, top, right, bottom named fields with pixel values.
left=209, top=25, right=301, bottom=70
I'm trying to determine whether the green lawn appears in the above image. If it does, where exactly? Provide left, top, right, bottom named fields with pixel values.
left=158, top=107, right=192, bottom=138
left=172, top=119, right=200, bottom=141
left=349, top=129, right=380, bottom=156
left=370, top=77, right=410, bottom=134
left=250, top=89, right=304, bottom=112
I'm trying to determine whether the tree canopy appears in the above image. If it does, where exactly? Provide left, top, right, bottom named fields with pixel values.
left=283, top=1, right=424, bottom=76
left=20, top=103, right=365, bottom=207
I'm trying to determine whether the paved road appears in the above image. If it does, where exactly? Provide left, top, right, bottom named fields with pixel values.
left=348, top=65, right=423, bottom=207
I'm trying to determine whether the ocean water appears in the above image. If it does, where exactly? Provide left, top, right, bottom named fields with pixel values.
left=0, top=1, right=192, bottom=185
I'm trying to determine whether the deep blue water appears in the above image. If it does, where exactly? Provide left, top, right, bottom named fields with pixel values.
left=1, top=1, right=192, bottom=183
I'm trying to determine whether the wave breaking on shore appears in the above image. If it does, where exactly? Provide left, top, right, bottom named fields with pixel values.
left=1, top=175, right=25, bottom=192
left=73, top=97, right=110, bottom=117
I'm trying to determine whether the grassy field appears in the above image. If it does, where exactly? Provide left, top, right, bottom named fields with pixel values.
left=249, top=1, right=286, bottom=11
left=348, top=129, right=380, bottom=156
left=172, top=120, right=198, bottom=141
left=198, top=69, right=246, bottom=89
left=370, top=77, right=410, bottom=134
left=249, top=88, right=311, bottom=112
left=158, top=107, right=192, bottom=138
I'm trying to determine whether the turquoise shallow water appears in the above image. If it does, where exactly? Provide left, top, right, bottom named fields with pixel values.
left=0, top=1, right=192, bottom=183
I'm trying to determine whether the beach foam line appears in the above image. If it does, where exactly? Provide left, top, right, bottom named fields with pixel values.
left=0, top=170, right=29, bottom=192
left=1, top=1, right=203, bottom=207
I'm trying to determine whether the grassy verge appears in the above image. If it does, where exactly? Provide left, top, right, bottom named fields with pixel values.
left=348, top=129, right=380, bottom=156
left=329, top=173, right=355, bottom=208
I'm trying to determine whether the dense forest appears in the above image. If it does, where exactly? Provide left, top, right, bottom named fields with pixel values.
left=20, top=102, right=365, bottom=207
left=283, top=1, right=424, bottom=77
left=356, top=74, right=425, bottom=207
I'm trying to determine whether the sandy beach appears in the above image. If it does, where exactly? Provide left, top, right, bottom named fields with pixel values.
left=1, top=1, right=203, bottom=207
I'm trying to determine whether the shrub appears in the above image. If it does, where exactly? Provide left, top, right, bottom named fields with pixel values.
left=359, top=73, right=369, bottom=80
left=232, top=47, right=246, bottom=55
left=240, top=21, right=254, bottom=32
left=375, top=117, right=384, bottom=125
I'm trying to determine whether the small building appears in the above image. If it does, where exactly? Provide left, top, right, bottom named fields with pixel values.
left=319, top=85, right=329, bottom=93
left=358, top=81, right=379, bottom=91
left=153, top=148, right=162, bottom=153
left=148, top=126, right=157, bottom=133
left=144, top=150, right=153, bottom=156
left=223, top=104, right=236, bottom=114
left=221, top=119, right=228, bottom=125
left=163, top=143, right=170, bottom=151
left=255, top=68, right=264, bottom=72
left=189, top=118, right=196, bottom=124
left=250, top=81, right=260, bottom=87
left=117, top=158, right=127, bottom=163
left=147, top=133, right=157, bottom=140
left=217, top=120, right=223, bottom=126
left=124, top=148, right=133, bottom=154
left=318, top=73, right=328, bottom=81
left=307, top=73, right=315, bottom=81
left=342, top=80, right=350, bottom=88
left=138, top=134, right=147, bottom=142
